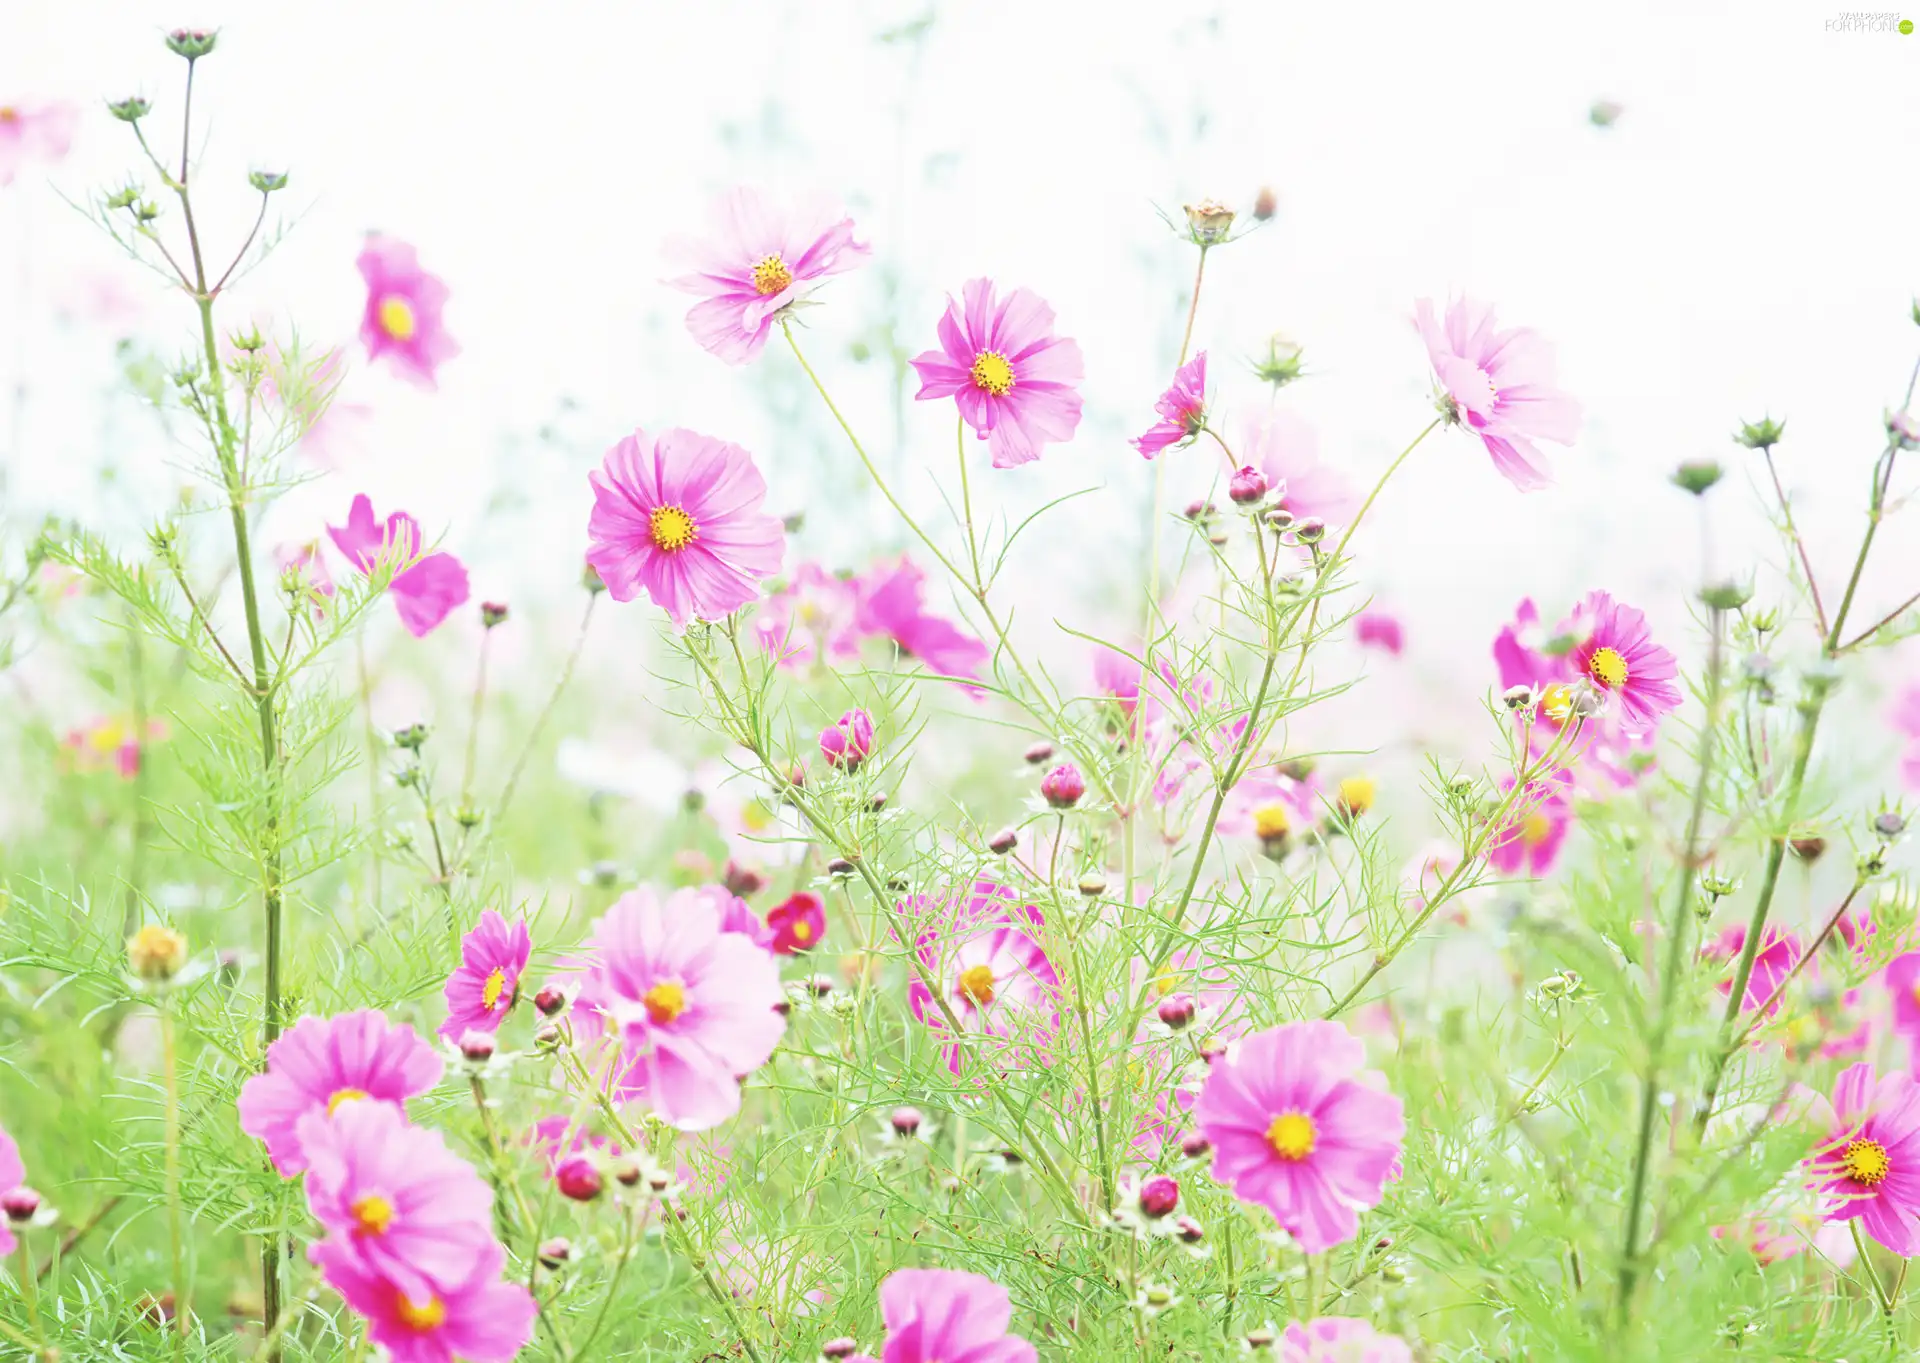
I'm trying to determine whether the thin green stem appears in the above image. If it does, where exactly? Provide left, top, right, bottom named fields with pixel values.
left=160, top=998, right=189, bottom=1360
left=497, top=592, right=596, bottom=825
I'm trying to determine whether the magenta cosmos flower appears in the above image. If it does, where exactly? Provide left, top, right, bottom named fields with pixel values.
left=1415, top=296, right=1581, bottom=492
left=1487, top=771, right=1573, bottom=877
left=905, top=883, right=1061, bottom=1075
left=439, top=911, right=532, bottom=1043
left=0, top=102, right=77, bottom=187
left=237, top=1010, right=443, bottom=1176
left=1280, top=1318, right=1412, bottom=1363
left=313, top=1235, right=534, bottom=1363
left=357, top=235, right=459, bottom=390
left=1194, top=1020, right=1404, bottom=1253
left=0, top=1123, right=28, bottom=1255
left=567, top=885, right=787, bottom=1130
left=1564, top=591, right=1681, bottom=733
left=868, top=1268, right=1036, bottom=1363
left=1354, top=611, right=1405, bottom=656
left=765, top=892, right=825, bottom=955
left=298, top=1099, right=496, bottom=1304
left=857, top=556, right=990, bottom=682
left=820, top=708, right=875, bottom=771
left=1492, top=597, right=1654, bottom=788
left=328, top=494, right=470, bottom=638
left=910, top=278, right=1084, bottom=469
left=586, top=426, right=786, bottom=628
left=666, top=187, right=870, bottom=364
left=1132, top=352, right=1209, bottom=459
left=1703, top=926, right=1804, bottom=1017
left=1803, top=1061, right=1920, bottom=1255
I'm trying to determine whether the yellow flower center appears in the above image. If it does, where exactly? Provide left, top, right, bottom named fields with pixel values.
left=741, top=798, right=774, bottom=833
left=0, top=109, right=17, bottom=124
left=1149, top=969, right=1181, bottom=1000
left=750, top=254, right=793, bottom=296
left=1337, top=776, right=1376, bottom=818
left=351, top=1194, right=394, bottom=1236
left=1843, top=1137, right=1892, bottom=1187
left=1522, top=811, right=1553, bottom=846
left=958, top=963, right=997, bottom=1005
left=970, top=351, right=1015, bottom=397
left=1588, top=646, right=1629, bottom=690
left=644, top=980, right=687, bottom=1025
left=1540, top=683, right=1573, bottom=723
left=326, top=1088, right=369, bottom=1116
left=649, top=505, right=698, bottom=553
left=792, top=920, right=813, bottom=943
left=1252, top=803, right=1291, bottom=842
left=1266, top=1112, right=1317, bottom=1161
left=377, top=295, right=417, bottom=342
left=1910, top=980, right=1920, bottom=1007
left=394, top=1290, right=446, bottom=1332
left=482, top=967, right=508, bottom=1012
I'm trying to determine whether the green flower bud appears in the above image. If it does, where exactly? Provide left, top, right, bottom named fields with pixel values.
left=1671, top=459, right=1723, bottom=495
left=107, top=96, right=151, bottom=123
left=248, top=169, right=288, bottom=194
left=165, top=28, right=218, bottom=59
left=1735, top=416, right=1786, bottom=452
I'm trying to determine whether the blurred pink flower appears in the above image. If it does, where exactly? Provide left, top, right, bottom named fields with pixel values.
left=1883, top=952, right=1920, bottom=1069
left=904, top=882, right=1060, bottom=1075
left=666, top=188, right=869, bottom=364
left=1280, top=1318, right=1412, bottom=1363
left=328, top=494, right=470, bottom=638
left=754, top=563, right=864, bottom=670
left=1565, top=590, right=1681, bottom=733
left=311, top=1236, right=534, bottom=1363
left=1195, top=1020, right=1404, bottom=1253
left=357, top=235, right=459, bottom=389
left=1415, top=296, right=1581, bottom=491
left=911, top=278, right=1084, bottom=468
left=869, top=1268, right=1036, bottom=1363
left=439, top=911, right=531, bottom=1042
left=238, top=1011, right=443, bottom=1176
left=0, top=1123, right=27, bottom=1255
left=1486, top=771, right=1573, bottom=877
left=1703, top=926, right=1803, bottom=1018
left=1131, top=351, right=1208, bottom=459
left=1893, top=686, right=1920, bottom=791
left=0, top=102, right=77, bottom=186
left=61, top=716, right=166, bottom=780
left=586, top=427, right=785, bottom=628
left=1219, top=771, right=1320, bottom=849
left=522, top=1115, right=618, bottom=1179
left=1354, top=610, right=1404, bottom=655
left=765, top=892, right=825, bottom=954
left=819, top=708, right=875, bottom=771
left=1245, top=412, right=1359, bottom=523
left=856, top=556, right=989, bottom=682
left=1492, top=597, right=1655, bottom=787
left=1803, top=1061, right=1920, bottom=1255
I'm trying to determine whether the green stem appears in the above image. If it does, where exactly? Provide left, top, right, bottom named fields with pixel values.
left=161, top=999, right=190, bottom=1360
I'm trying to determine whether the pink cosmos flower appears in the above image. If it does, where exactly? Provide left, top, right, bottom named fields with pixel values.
left=1194, top=1020, right=1404, bottom=1253
left=820, top=709, right=875, bottom=771
left=1487, top=771, right=1573, bottom=877
left=238, top=1011, right=443, bottom=1176
left=910, top=278, right=1084, bottom=469
left=328, top=494, right=470, bottom=638
left=1415, top=296, right=1581, bottom=492
left=765, top=892, right=825, bottom=954
left=1280, top=1318, right=1413, bottom=1363
left=1803, top=1061, right=1920, bottom=1255
left=1703, top=926, right=1804, bottom=1018
left=666, top=187, right=870, bottom=364
left=1354, top=611, right=1405, bottom=656
left=585, top=427, right=786, bottom=628
left=1893, top=687, right=1920, bottom=791
left=1219, top=771, right=1320, bottom=850
left=1565, top=591, right=1681, bottom=733
left=522, top=1115, right=619, bottom=1181
left=1245, top=412, right=1359, bottom=523
left=1883, top=953, right=1920, bottom=1069
left=1492, top=597, right=1655, bottom=787
left=0, top=102, right=77, bottom=186
left=439, top=911, right=531, bottom=1043
left=60, top=717, right=166, bottom=781
left=904, top=883, right=1060, bottom=1075
left=276, top=540, right=337, bottom=609
left=754, top=563, right=865, bottom=671
left=357, top=235, right=459, bottom=390
left=1131, top=352, right=1208, bottom=459
left=698, top=883, right=773, bottom=948
left=566, top=885, right=786, bottom=1130
left=0, top=1123, right=28, bottom=1255
left=1093, top=645, right=1153, bottom=722
left=869, top=1268, right=1036, bottom=1363
left=298, top=1099, right=495, bottom=1304
left=312, top=1236, right=534, bottom=1363
left=856, top=557, right=990, bottom=682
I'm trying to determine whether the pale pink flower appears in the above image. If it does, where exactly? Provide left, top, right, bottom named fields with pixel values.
left=0, top=102, right=77, bottom=186
left=357, top=235, right=459, bottom=389
left=869, top=1268, right=1036, bottom=1363
left=1893, top=687, right=1920, bottom=791
left=754, top=563, right=864, bottom=670
left=666, top=188, right=869, bottom=364
left=1415, top=296, right=1581, bottom=491
left=0, top=1123, right=28, bottom=1255
left=237, top=1011, right=443, bottom=1176
left=1703, top=926, right=1803, bottom=1018
left=1486, top=770, right=1573, bottom=877
left=1280, top=1318, right=1412, bottom=1363
left=439, top=911, right=531, bottom=1042
left=1883, top=952, right=1920, bottom=1069
left=585, top=427, right=785, bottom=628
left=312, top=1237, right=534, bottom=1363
left=1132, top=352, right=1208, bottom=459
left=903, top=882, right=1060, bottom=1075
left=1803, top=1061, right=1920, bottom=1255
left=566, top=885, right=786, bottom=1130
left=328, top=494, right=470, bottom=638
left=1245, top=412, right=1359, bottom=523
left=911, top=278, right=1084, bottom=468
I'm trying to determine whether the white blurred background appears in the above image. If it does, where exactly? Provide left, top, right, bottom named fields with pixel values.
left=4, top=0, right=1918, bottom=779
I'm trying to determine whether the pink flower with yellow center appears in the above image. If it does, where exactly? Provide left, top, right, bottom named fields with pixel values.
left=1415, top=296, right=1581, bottom=491
left=903, top=881, right=1060, bottom=1075
left=1803, top=1061, right=1920, bottom=1256
left=666, top=187, right=870, bottom=364
left=327, top=494, right=470, bottom=639
left=0, top=102, right=76, bottom=187
left=237, top=1011, right=443, bottom=1176
left=1703, top=925, right=1803, bottom=1018
left=910, top=278, right=1084, bottom=468
left=438, top=911, right=531, bottom=1043
left=765, top=892, right=825, bottom=955
left=311, top=1236, right=534, bottom=1363
left=1194, top=1020, right=1404, bottom=1253
left=1280, top=1318, right=1413, bottom=1363
left=1131, top=352, right=1209, bottom=459
left=356, top=235, right=459, bottom=390
left=754, top=562, right=865, bottom=671
left=1492, top=596, right=1655, bottom=786
left=1486, top=770, right=1573, bottom=877
left=1564, top=590, right=1681, bottom=733
left=586, top=427, right=786, bottom=628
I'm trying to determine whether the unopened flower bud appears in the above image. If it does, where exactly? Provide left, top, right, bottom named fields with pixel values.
left=108, top=96, right=151, bottom=123
left=1264, top=506, right=1295, bottom=531
left=1291, top=516, right=1326, bottom=545
left=1183, top=499, right=1211, bottom=521
left=1179, top=1130, right=1212, bottom=1160
left=1735, top=416, right=1786, bottom=452
left=247, top=170, right=288, bottom=194
left=393, top=722, right=429, bottom=752
left=1887, top=409, right=1920, bottom=451
left=1252, top=186, right=1278, bottom=221
left=1245, top=1327, right=1276, bottom=1351
left=1873, top=810, right=1908, bottom=839
left=821, top=1340, right=860, bottom=1361
left=1255, top=333, right=1305, bottom=389
left=582, top=561, right=606, bottom=594
left=537, top=1237, right=571, bottom=1267
left=723, top=859, right=766, bottom=897
left=1183, top=199, right=1236, bottom=243
left=106, top=185, right=140, bottom=211
left=1589, top=98, right=1623, bottom=127
left=165, top=28, right=218, bottom=59
left=889, top=1106, right=923, bottom=1137
left=1789, top=834, right=1827, bottom=863
left=1671, top=459, right=1723, bottom=495
left=555, top=1159, right=602, bottom=1203
left=610, top=1157, right=642, bottom=1187
left=1699, top=579, right=1753, bottom=612
left=127, top=924, right=187, bottom=982
left=534, top=1023, right=562, bottom=1050
left=1138, top=1174, right=1180, bottom=1219
left=1077, top=872, right=1107, bottom=898
left=1175, top=1214, right=1206, bottom=1244
left=480, top=600, right=509, bottom=628
left=1228, top=465, right=1269, bottom=505
left=819, top=709, right=876, bottom=772
left=1502, top=684, right=1537, bottom=711
left=1157, top=994, right=1197, bottom=1030
left=1699, top=872, right=1741, bottom=899
left=2, top=1187, right=41, bottom=1223
left=457, top=1030, right=496, bottom=1063
left=987, top=827, right=1018, bottom=855
left=1023, top=740, right=1055, bottom=765
left=1040, top=763, right=1086, bottom=809
left=826, top=857, right=855, bottom=877
left=454, top=804, right=482, bottom=830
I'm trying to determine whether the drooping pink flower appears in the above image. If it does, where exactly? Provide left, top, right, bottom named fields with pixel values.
left=298, top=1099, right=495, bottom=1303
left=1354, top=611, right=1405, bottom=656
left=1803, top=1061, right=1920, bottom=1255
left=439, top=911, right=532, bottom=1043
left=565, top=885, right=787, bottom=1130
left=312, top=1236, right=535, bottom=1363
left=1564, top=591, right=1681, bottom=733
left=0, top=1123, right=28, bottom=1255
left=328, top=494, right=470, bottom=638
left=904, top=883, right=1060, bottom=1075
left=1893, top=687, right=1920, bottom=791
left=820, top=709, right=875, bottom=771
left=585, top=427, right=786, bottom=629
left=1194, top=1020, right=1404, bottom=1253
left=1245, top=412, right=1359, bottom=523
left=910, top=278, right=1084, bottom=469
left=856, top=557, right=990, bottom=682
left=0, top=102, right=77, bottom=186
left=357, top=235, right=459, bottom=390
left=1280, top=1318, right=1412, bottom=1363
left=869, top=1268, right=1036, bottom=1363
left=765, top=892, right=825, bottom=955
left=1415, top=296, right=1581, bottom=491
left=665, top=188, right=870, bottom=365
left=1486, top=771, right=1573, bottom=877
left=754, top=563, right=865, bottom=671
left=1703, top=926, right=1804, bottom=1018
left=237, top=1011, right=443, bottom=1176
left=1131, top=352, right=1208, bottom=459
